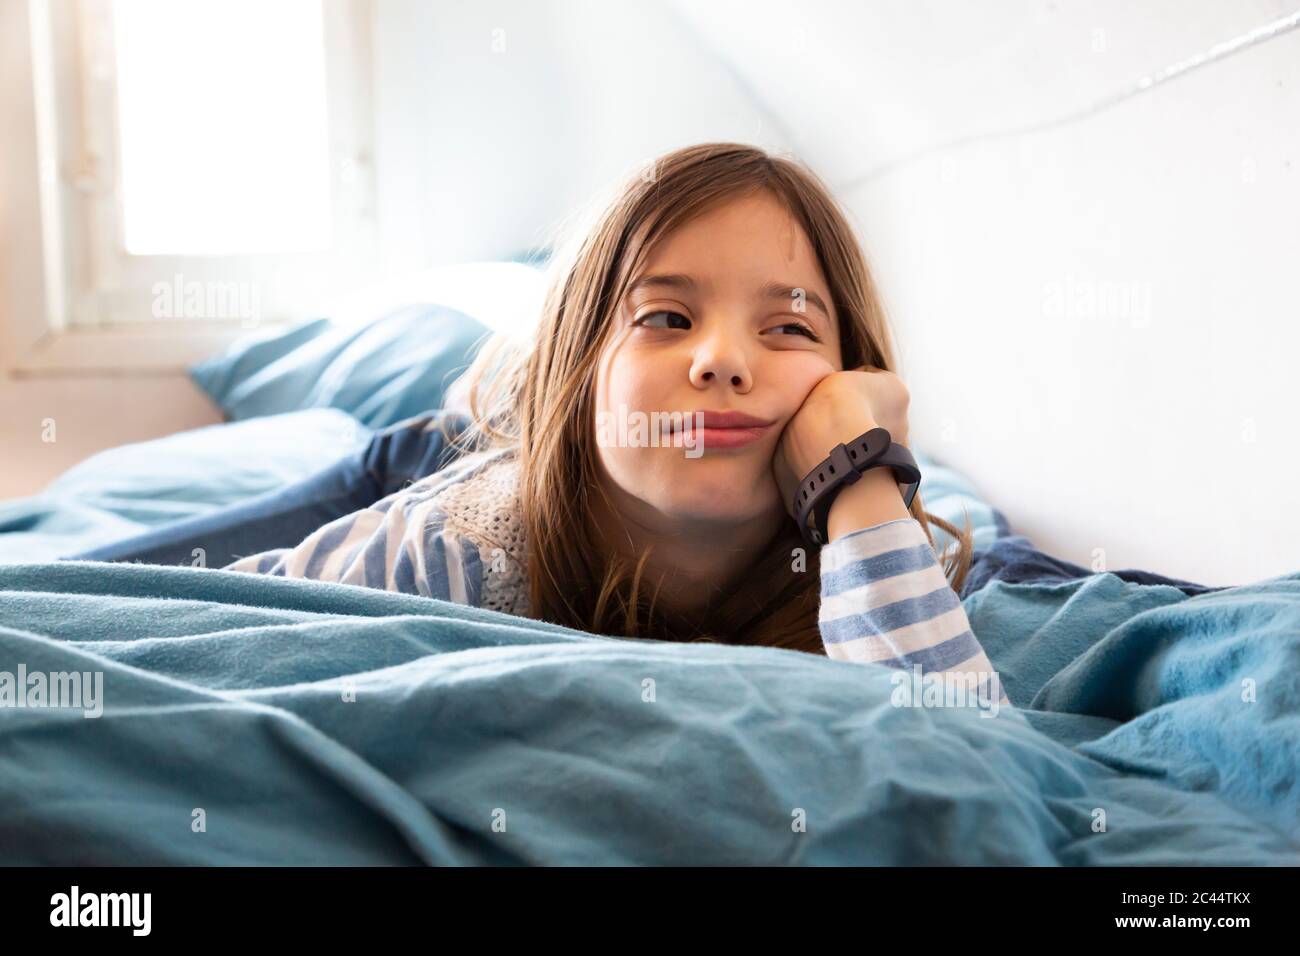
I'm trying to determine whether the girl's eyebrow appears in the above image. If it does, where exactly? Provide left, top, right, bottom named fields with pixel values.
left=627, top=273, right=698, bottom=295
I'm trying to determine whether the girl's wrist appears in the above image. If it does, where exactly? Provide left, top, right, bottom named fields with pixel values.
left=826, top=466, right=911, bottom=542
left=791, top=418, right=894, bottom=478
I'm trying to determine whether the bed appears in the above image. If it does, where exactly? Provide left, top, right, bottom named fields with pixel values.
left=1, top=281, right=1296, bottom=865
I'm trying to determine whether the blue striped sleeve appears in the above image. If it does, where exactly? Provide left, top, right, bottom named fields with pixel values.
left=221, top=474, right=485, bottom=606
left=223, top=548, right=292, bottom=576
left=819, top=517, right=1011, bottom=710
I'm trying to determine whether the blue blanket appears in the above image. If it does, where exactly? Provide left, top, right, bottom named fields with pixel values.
left=1, top=559, right=1296, bottom=864
left=0, top=410, right=372, bottom=564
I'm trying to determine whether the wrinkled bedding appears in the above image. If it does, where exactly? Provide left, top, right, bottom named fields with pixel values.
left=0, top=557, right=1295, bottom=865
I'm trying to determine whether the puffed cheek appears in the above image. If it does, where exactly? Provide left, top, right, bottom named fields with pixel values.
left=784, top=355, right=840, bottom=403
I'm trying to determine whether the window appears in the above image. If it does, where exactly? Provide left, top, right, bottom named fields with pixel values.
left=113, top=0, right=335, bottom=256
left=29, top=0, right=375, bottom=340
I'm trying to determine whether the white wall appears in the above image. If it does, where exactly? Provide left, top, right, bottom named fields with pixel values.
left=0, top=376, right=223, bottom=500
left=370, top=0, right=792, bottom=270
left=667, top=0, right=1300, bottom=586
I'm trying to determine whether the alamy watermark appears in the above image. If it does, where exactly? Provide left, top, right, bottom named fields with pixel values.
left=0, top=665, right=104, bottom=718
left=50, top=886, right=150, bottom=936
left=152, top=273, right=261, bottom=327
left=1042, top=276, right=1152, bottom=328
left=596, top=404, right=707, bottom=458
left=890, top=665, right=1004, bottom=718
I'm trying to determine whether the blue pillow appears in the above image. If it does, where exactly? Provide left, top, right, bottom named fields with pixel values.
left=190, top=303, right=492, bottom=427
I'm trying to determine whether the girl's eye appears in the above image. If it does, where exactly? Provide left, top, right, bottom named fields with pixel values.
left=771, top=321, right=822, bottom=342
left=632, top=311, right=822, bottom=343
left=634, top=310, right=690, bottom=330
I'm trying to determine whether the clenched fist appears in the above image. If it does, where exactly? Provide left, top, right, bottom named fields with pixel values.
left=772, top=365, right=911, bottom=522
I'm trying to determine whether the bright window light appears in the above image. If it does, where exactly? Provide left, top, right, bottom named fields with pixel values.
left=112, top=0, right=333, bottom=255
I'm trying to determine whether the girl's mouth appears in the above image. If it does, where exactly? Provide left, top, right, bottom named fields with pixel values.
left=685, top=425, right=770, bottom=449
left=667, top=418, right=773, bottom=449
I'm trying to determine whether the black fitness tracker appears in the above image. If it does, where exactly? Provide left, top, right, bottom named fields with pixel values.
left=793, top=427, right=921, bottom=547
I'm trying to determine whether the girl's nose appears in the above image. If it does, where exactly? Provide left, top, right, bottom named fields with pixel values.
left=688, top=333, right=752, bottom=391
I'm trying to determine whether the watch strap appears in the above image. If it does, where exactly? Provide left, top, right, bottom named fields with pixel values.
left=793, top=427, right=921, bottom=546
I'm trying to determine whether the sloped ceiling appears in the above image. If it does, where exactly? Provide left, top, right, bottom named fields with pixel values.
left=662, top=0, right=1291, bottom=189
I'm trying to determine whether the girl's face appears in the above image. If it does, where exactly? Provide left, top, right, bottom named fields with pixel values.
left=593, top=189, right=843, bottom=531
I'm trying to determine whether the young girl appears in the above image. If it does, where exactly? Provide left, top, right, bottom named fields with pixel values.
left=227, top=142, right=1007, bottom=708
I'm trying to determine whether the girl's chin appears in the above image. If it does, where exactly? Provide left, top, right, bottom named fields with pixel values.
left=666, top=448, right=772, bottom=468
left=604, top=454, right=778, bottom=510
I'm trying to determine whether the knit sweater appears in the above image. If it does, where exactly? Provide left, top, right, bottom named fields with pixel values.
left=226, top=445, right=1009, bottom=709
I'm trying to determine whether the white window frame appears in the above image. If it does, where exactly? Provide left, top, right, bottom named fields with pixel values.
left=1, top=0, right=375, bottom=374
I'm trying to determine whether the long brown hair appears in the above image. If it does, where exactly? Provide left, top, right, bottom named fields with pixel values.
left=449, top=142, right=973, bottom=652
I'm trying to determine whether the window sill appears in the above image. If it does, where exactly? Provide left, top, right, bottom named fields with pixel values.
left=8, top=321, right=285, bottom=377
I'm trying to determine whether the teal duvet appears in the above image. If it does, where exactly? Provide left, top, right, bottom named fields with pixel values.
left=0, top=560, right=1296, bottom=864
